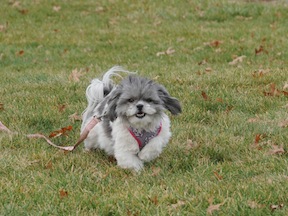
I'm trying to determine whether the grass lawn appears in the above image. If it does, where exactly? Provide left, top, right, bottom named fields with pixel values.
left=1, top=0, right=288, bottom=215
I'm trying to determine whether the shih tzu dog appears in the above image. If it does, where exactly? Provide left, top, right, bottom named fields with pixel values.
left=81, top=66, right=181, bottom=172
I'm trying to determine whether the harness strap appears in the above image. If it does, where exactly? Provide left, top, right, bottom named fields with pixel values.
left=128, top=122, right=162, bottom=150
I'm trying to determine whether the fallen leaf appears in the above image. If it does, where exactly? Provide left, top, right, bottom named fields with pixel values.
left=11, top=1, right=21, bottom=7
left=153, top=19, right=162, bottom=26
left=253, top=134, right=266, bottom=150
left=254, top=134, right=263, bottom=145
left=205, top=67, right=212, bottom=72
left=0, top=22, right=8, bottom=32
left=270, top=203, right=284, bottom=211
left=266, top=144, right=284, bottom=155
left=228, top=55, right=246, bottom=65
left=198, top=59, right=207, bottom=65
left=59, top=189, right=68, bottom=198
left=186, top=139, right=196, bottom=150
left=45, top=160, right=53, bottom=170
left=17, top=50, right=24, bottom=56
left=49, top=125, right=73, bottom=138
left=152, top=75, right=160, bottom=80
left=151, top=166, right=161, bottom=176
left=201, top=91, right=210, bottom=100
left=170, top=200, right=186, bottom=209
left=207, top=200, right=225, bottom=215
left=95, top=6, right=105, bottom=13
left=149, top=196, right=158, bottom=205
left=225, top=105, right=234, bottom=114
left=0, top=103, right=4, bottom=110
left=263, top=83, right=287, bottom=97
left=58, top=104, right=66, bottom=112
left=69, top=68, right=85, bottom=82
left=248, top=200, right=264, bottom=209
left=252, top=69, right=270, bottom=78
left=177, top=37, right=185, bottom=43
left=247, top=117, right=260, bottom=123
left=53, top=6, right=61, bottom=12
left=215, top=98, right=223, bottom=103
left=255, top=45, right=268, bottom=55
left=204, top=40, right=223, bottom=47
left=278, top=119, right=288, bottom=128
left=156, top=47, right=175, bottom=56
left=213, top=171, right=223, bottom=180
left=69, top=112, right=82, bottom=122
left=18, top=9, right=29, bottom=14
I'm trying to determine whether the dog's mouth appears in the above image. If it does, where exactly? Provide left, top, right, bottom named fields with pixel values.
left=135, top=112, right=146, bottom=119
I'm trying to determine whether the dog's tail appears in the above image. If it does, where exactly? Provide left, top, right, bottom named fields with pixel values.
left=81, top=66, right=133, bottom=131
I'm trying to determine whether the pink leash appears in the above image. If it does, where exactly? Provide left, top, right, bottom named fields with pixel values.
left=0, top=117, right=100, bottom=152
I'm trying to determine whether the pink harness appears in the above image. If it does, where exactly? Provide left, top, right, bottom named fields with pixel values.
left=128, top=123, right=162, bottom=150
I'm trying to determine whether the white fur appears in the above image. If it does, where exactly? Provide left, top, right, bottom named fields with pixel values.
left=81, top=66, right=180, bottom=172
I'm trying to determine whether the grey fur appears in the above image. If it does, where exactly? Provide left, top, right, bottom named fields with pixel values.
left=96, top=75, right=181, bottom=137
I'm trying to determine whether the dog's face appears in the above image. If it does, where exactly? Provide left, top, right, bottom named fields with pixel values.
left=105, top=76, right=181, bottom=129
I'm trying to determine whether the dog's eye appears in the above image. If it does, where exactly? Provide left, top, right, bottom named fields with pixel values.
left=128, top=98, right=134, bottom=103
left=146, top=98, right=153, bottom=103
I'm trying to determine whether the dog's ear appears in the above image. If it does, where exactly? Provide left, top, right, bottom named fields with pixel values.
left=105, top=86, right=122, bottom=121
left=157, top=84, right=182, bottom=115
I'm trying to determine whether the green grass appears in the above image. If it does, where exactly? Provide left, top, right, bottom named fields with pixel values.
left=1, top=0, right=288, bottom=215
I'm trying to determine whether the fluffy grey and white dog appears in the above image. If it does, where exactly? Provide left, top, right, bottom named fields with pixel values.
left=81, top=66, right=181, bottom=172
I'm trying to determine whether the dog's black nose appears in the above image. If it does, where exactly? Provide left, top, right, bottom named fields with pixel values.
left=136, top=104, right=143, bottom=111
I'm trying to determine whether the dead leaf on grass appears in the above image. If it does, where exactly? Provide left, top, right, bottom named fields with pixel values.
left=247, top=117, right=260, bottom=123
left=204, top=40, right=223, bottom=47
left=151, top=166, right=161, bottom=176
left=201, top=91, right=210, bottom=100
left=198, top=59, right=207, bottom=65
left=213, top=171, right=223, bottom=181
left=156, top=47, right=175, bottom=56
left=216, top=98, right=223, bottom=103
left=45, top=160, right=53, bottom=170
left=252, top=69, right=270, bottom=78
left=58, top=104, right=66, bottom=113
left=49, top=125, right=73, bottom=138
left=266, top=144, right=285, bottom=155
left=205, top=67, right=213, bottom=72
left=59, top=189, right=68, bottom=198
left=69, top=68, right=85, bottom=82
left=0, top=103, right=4, bottom=111
left=207, top=198, right=225, bottom=215
left=53, top=6, right=61, bottom=12
left=11, top=1, right=21, bottom=7
left=0, top=23, right=8, bottom=32
left=270, top=203, right=284, bottom=211
left=225, top=105, right=234, bottom=114
left=69, top=112, right=82, bottom=122
left=263, top=83, right=288, bottom=97
left=170, top=200, right=186, bottom=209
left=16, top=50, right=24, bottom=56
left=255, top=45, right=268, bottom=55
left=149, top=196, right=158, bottom=205
left=248, top=200, right=264, bottom=209
left=228, top=55, right=246, bottom=65
left=278, top=119, right=288, bottom=128
left=95, top=6, right=105, bottom=13
left=18, top=9, right=29, bottom=15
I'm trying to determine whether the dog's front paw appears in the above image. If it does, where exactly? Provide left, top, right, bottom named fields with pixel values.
left=116, top=153, right=144, bottom=172
left=138, top=146, right=161, bottom=162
